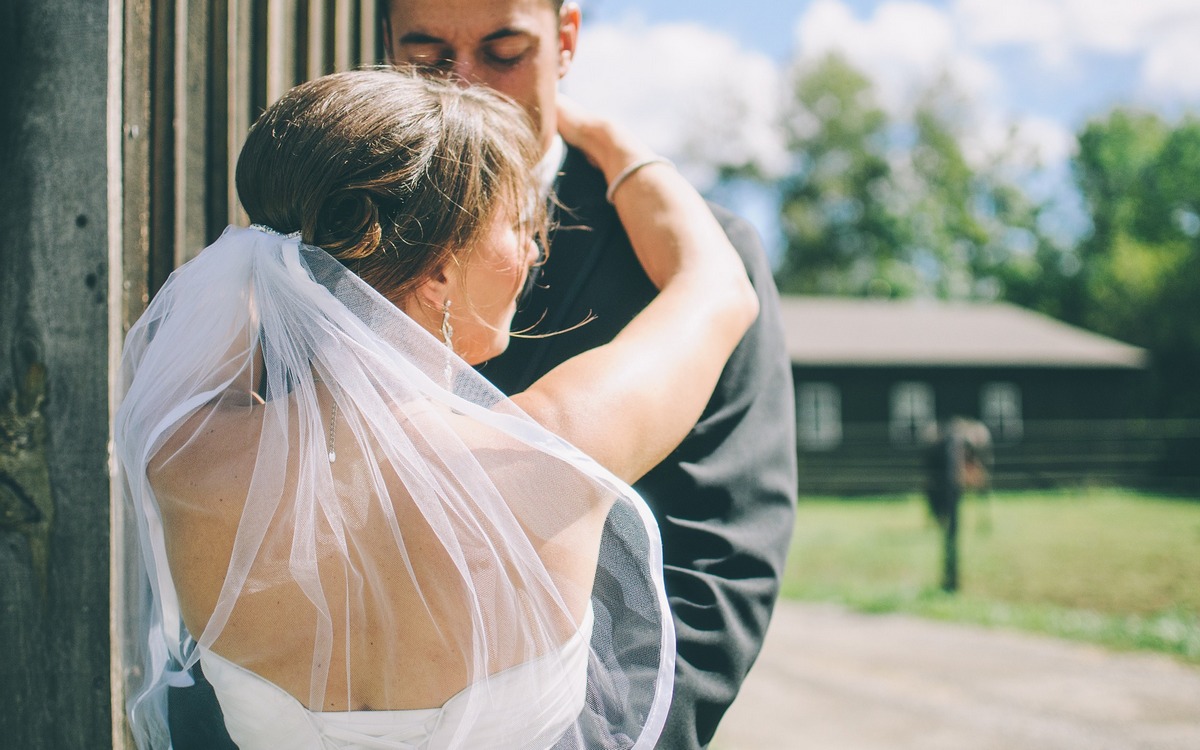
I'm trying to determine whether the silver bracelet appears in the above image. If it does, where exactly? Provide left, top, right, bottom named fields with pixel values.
left=605, top=156, right=674, bottom=204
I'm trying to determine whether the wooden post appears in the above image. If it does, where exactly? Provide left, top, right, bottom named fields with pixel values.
left=0, top=0, right=116, bottom=746
left=0, top=3, right=396, bottom=745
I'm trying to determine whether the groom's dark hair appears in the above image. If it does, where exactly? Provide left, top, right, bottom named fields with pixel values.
left=380, top=0, right=566, bottom=23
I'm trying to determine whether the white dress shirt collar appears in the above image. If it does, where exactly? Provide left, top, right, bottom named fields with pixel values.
left=534, top=134, right=567, bottom=197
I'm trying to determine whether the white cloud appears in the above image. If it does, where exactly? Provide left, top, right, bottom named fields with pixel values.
left=954, top=0, right=1062, bottom=47
left=789, top=0, right=1200, bottom=170
left=1141, top=22, right=1200, bottom=101
left=955, top=0, right=1196, bottom=55
left=563, top=17, right=787, bottom=189
left=953, top=0, right=1071, bottom=68
left=1011, top=115, right=1077, bottom=167
left=794, top=0, right=1000, bottom=119
left=1064, top=0, right=1200, bottom=55
left=563, top=0, right=1200, bottom=199
left=964, top=114, right=1076, bottom=176
left=954, top=0, right=1200, bottom=99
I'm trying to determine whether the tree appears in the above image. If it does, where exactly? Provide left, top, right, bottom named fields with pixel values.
left=776, top=55, right=1057, bottom=301
left=776, top=54, right=904, bottom=296
left=898, top=79, right=1038, bottom=300
left=1067, top=110, right=1200, bottom=416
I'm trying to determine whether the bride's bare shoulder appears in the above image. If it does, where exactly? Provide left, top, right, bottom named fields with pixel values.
left=146, top=396, right=265, bottom=498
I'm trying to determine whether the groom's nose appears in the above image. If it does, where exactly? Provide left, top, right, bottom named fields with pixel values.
left=449, top=57, right=483, bottom=86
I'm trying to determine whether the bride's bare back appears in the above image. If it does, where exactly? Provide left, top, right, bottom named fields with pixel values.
left=149, top=389, right=608, bottom=711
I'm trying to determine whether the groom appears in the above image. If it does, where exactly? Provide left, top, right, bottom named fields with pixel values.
left=383, top=2, right=797, bottom=747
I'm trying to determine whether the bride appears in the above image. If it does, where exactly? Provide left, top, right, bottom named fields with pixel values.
left=116, top=68, right=757, bottom=749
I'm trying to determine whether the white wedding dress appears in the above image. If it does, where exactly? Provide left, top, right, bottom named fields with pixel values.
left=199, top=606, right=593, bottom=749
left=115, top=227, right=674, bottom=750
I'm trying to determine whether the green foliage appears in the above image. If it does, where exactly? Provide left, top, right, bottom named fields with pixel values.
left=776, top=55, right=904, bottom=296
left=775, top=55, right=1056, bottom=300
left=783, top=490, right=1200, bottom=662
left=1068, top=110, right=1200, bottom=415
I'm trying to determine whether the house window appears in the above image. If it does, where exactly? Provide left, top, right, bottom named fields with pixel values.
left=797, top=383, right=842, bottom=450
left=982, top=382, right=1023, bottom=441
left=890, top=382, right=935, bottom=445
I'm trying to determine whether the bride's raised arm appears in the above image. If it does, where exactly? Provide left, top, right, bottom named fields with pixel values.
left=511, top=100, right=759, bottom=484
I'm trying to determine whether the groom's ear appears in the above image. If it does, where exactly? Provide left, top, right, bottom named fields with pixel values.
left=557, top=3, right=581, bottom=78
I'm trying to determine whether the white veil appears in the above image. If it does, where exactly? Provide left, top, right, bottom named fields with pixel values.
left=115, top=226, right=674, bottom=749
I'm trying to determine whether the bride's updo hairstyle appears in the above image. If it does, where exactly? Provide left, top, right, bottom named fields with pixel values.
left=235, top=67, right=545, bottom=301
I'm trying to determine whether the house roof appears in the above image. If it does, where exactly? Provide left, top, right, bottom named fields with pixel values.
left=779, top=297, right=1148, bottom=368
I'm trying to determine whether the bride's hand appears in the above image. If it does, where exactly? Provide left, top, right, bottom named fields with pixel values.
left=516, top=98, right=758, bottom=483
left=557, top=97, right=655, bottom=185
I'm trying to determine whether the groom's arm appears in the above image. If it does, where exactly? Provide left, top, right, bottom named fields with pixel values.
left=640, top=206, right=797, bottom=749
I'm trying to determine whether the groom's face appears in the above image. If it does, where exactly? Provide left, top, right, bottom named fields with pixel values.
left=384, top=0, right=580, bottom=152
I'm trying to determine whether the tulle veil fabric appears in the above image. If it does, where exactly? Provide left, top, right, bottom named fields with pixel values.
left=115, top=226, right=674, bottom=749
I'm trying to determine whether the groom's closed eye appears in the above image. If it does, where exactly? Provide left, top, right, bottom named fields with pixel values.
left=482, top=35, right=535, bottom=68
left=396, top=34, right=454, bottom=72
left=396, top=30, right=538, bottom=75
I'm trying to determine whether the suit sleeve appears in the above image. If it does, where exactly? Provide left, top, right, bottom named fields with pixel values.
left=642, top=207, right=797, bottom=749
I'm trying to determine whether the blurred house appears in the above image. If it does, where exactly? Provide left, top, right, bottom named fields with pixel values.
left=779, top=296, right=1179, bottom=494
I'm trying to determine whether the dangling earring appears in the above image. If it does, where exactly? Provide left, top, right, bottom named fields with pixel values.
left=441, top=299, right=454, bottom=348
left=441, top=299, right=454, bottom=387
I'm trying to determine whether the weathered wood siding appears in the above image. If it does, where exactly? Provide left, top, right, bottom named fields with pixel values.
left=3, top=1, right=383, bottom=747
left=0, top=1, right=114, bottom=747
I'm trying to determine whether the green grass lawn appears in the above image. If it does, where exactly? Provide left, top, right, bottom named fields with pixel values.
left=782, top=488, right=1200, bottom=663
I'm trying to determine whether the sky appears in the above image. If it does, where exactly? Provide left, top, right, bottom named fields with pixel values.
left=560, top=0, right=1200, bottom=260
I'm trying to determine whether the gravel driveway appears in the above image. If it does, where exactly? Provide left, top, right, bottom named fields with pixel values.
left=712, top=601, right=1200, bottom=750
